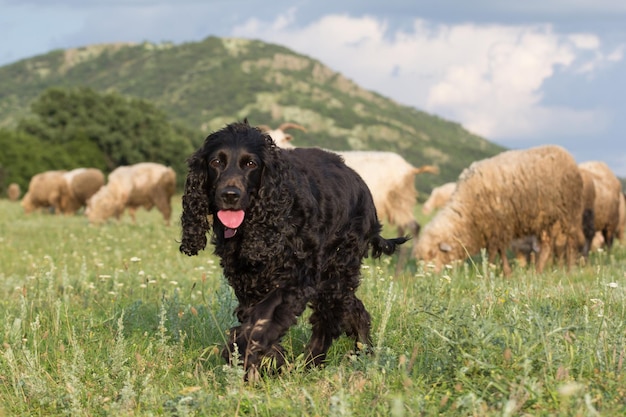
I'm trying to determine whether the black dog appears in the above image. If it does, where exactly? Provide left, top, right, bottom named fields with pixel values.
left=180, top=121, right=407, bottom=377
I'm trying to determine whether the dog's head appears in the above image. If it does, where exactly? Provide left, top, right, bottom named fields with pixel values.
left=180, top=120, right=278, bottom=255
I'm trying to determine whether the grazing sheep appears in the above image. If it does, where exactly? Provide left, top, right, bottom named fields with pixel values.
left=505, top=167, right=596, bottom=265
left=86, top=162, right=176, bottom=225
left=422, top=182, right=457, bottom=215
left=413, top=145, right=585, bottom=276
left=421, top=182, right=548, bottom=267
left=60, top=168, right=105, bottom=214
left=339, top=151, right=438, bottom=238
left=265, top=123, right=438, bottom=242
left=21, top=170, right=68, bottom=214
left=7, top=183, right=21, bottom=201
left=578, top=161, right=622, bottom=250
left=591, top=191, right=626, bottom=248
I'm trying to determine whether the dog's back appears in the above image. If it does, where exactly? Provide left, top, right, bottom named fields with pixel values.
left=285, top=147, right=408, bottom=259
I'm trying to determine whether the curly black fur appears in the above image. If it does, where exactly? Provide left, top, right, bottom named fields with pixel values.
left=180, top=121, right=407, bottom=376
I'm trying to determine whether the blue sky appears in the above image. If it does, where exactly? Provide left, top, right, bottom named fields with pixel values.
left=2, top=0, right=625, bottom=177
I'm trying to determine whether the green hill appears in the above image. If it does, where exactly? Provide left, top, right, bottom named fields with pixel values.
left=0, top=36, right=506, bottom=195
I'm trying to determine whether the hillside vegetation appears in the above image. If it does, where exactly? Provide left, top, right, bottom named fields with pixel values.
left=0, top=37, right=506, bottom=195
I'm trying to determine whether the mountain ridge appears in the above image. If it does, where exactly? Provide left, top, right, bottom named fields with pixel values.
left=0, top=36, right=507, bottom=193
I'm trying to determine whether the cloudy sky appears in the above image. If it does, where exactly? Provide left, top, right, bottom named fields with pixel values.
left=2, top=0, right=625, bottom=177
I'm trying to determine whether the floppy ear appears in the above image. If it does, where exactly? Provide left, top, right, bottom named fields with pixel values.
left=180, top=149, right=213, bottom=256
left=257, top=131, right=287, bottom=194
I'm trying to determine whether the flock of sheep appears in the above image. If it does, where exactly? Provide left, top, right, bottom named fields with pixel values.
left=267, top=123, right=626, bottom=275
left=419, top=154, right=625, bottom=272
left=7, top=122, right=625, bottom=276
left=9, top=162, right=176, bottom=225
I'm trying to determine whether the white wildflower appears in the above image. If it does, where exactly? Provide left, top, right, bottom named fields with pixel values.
left=558, top=382, right=585, bottom=397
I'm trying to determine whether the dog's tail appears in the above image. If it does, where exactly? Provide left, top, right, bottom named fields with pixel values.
left=370, top=235, right=410, bottom=258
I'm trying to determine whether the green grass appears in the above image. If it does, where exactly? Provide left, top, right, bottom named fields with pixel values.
left=1, top=198, right=625, bottom=416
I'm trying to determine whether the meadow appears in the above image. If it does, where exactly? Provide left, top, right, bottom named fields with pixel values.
left=1, top=198, right=625, bottom=416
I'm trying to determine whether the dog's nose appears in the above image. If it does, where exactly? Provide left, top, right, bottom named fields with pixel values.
left=221, top=187, right=241, bottom=205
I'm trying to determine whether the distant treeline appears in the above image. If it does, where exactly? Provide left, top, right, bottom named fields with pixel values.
left=0, top=87, right=203, bottom=193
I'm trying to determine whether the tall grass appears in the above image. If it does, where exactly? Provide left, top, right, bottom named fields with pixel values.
left=1, top=198, right=625, bottom=416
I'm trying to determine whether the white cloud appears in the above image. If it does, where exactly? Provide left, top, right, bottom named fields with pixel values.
left=568, top=33, right=600, bottom=50
left=232, top=12, right=622, bottom=143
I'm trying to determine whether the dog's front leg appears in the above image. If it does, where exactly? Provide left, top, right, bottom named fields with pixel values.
left=223, top=289, right=304, bottom=378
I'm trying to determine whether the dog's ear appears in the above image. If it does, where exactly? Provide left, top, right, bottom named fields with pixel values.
left=255, top=130, right=294, bottom=211
left=180, top=148, right=212, bottom=256
left=258, top=131, right=281, bottom=187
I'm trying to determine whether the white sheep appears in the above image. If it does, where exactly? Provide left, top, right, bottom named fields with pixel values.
left=60, top=168, right=105, bottom=214
left=578, top=161, right=622, bottom=250
left=262, top=123, right=438, bottom=241
left=421, top=183, right=546, bottom=268
left=339, top=151, right=438, bottom=238
left=21, top=170, right=68, bottom=214
left=257, top=122, right=307, bottom=148
left=422, top=182, right=457, bottom=215
left=590, top=192, right=625, bottom=250
left=86, top=162, right=176, bottom=225
left=7, top=183, right=21, bottom=201
left=413, top=145, right=585, bottom=276
left=509, top=165, right=597, bottom=265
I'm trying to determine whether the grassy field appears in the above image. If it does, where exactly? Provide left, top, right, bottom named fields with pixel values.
left=1, top=198, right=625, bottom=416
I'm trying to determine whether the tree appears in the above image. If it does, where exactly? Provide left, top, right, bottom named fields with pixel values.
left=0, top=129, right=75, bottom=193
left=15, top=86, right=200, bottom=187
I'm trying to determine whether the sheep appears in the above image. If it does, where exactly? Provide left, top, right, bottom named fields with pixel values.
left=59, top=168, right=105, bottom=214
left=578, top=161, right=622, bottom=250
left=339, top=151, right=438, bottom=238
left=7, top=183, right=21, bottom=201
left=21, top=170, right=68, bottom=214
left=257, top=122, right=307, bottom=147
left=422, top=182, right=457, bottom=215
left=264, top=123, right=438, bottom=237
left=413, top=145, right=585, bottom=276
left=591, top=192, right=626, bottom=249
left=497, top=166, right=596, bottom=266
left=421, top=182, right=548, bottom=267
left=86, top=162, right=176, bottom=225
left=578, top=168, right=597, bottom=257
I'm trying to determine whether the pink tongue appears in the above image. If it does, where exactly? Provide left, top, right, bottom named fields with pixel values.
left=217, top=210, right=245, bottom=229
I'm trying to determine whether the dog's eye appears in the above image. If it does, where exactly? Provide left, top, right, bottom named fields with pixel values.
left=209, top=158, right=223, bottom=168
left=244, top=160, right=258, bottom=169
